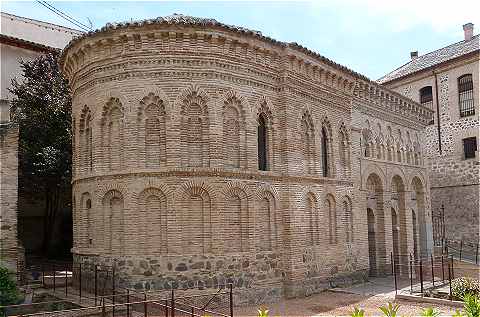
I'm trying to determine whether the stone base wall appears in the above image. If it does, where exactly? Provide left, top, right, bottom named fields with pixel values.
left=74, top=253, right=367, bottom=305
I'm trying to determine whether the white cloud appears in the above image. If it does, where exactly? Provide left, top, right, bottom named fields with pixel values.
left=311, top=0, right=480, bottom=33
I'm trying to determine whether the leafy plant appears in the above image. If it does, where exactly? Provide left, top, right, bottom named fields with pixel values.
left=453, top=309, right=465, bottom=317
left=0, top=267, right=19, bottom=313
left=463, top=293, right=480, bottom=317
left=452, top=278, right=480, bottom=300
left=379, top=302, right=400, bottom=317
left=257, top=307, right=269, bottom=317
left=421, top=307, right=440, bottom=317
left=350, top=307, right=365, bottom=317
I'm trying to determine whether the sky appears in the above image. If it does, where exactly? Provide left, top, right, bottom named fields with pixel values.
left=2, top=0, right=479, bottom=80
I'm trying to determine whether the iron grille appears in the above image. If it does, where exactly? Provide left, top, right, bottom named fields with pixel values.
left=458, top=74, right=475, bottom=117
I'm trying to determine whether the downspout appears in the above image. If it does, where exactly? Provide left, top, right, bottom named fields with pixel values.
left=433, top=71, right=442, bottom=154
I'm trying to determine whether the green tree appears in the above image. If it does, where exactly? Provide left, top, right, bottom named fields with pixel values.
left=0, top=266, right=19, bottom=311
left=9, top=52, right=72, bottom=256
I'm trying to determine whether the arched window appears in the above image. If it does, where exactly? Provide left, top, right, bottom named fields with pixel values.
left=419, top=86, right=433, bottom=113
left=258, top=114, right=268, bottom=171
left=305, top=193, right=319, bottom=246
left=321, top=127, right=329, bottom=177
left=256, top=192, right=277, bottom=251
left=223, top=96, right=245, bottom=169
left=338, top=124, right=350, bottom=175
left=458, top=74, right=475, bottom=117
left=85, top=198, right=92, bottom=245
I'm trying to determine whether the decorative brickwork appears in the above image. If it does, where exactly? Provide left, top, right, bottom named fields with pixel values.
left=61, top=14, right=433, bottom=303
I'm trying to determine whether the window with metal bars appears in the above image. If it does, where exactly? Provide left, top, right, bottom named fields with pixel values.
left=458, top=74, right=475, bottom=117
left=420, top=86, right=434, bottom=125
left=463, top=137, right=477, bottom=159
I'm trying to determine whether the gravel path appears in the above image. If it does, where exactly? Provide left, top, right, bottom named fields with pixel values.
left=234, top=290, right=460, bottom=316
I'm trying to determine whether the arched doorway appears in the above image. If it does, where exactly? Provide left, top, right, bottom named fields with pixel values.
left=391, top=175, right=408, bottom=270
left=366, top=173, right=386, bottom=275
left=367, top=208, right=377, bottom=276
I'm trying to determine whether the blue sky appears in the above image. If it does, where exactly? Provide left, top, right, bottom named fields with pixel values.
left=2, top=0, right=479, bottom=79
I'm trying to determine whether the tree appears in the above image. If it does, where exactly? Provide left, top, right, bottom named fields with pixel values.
left=9, top=52, right=72, bottom=256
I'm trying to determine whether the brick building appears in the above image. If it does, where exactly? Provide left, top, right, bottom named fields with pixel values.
left=60, top=14, right=434, bottom=302
left=379, top=23, right=479, bottom=245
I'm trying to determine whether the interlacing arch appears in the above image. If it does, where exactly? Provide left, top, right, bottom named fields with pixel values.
left=338, top=122, right=350, bottom=175
left=179, top=87, right=210, bottom=168
left=137, top=187, right=168, bottom=254
left=222, top=91, right=247, bottom=169
left=101, top=189, right=124, bottom=255
left=255, top=186, right=279, bottom=251
left=305, top=192, right=320, bottom=246
left=137, top=93, right=167, bottom=168
left=80, top=192, right=92, bottom=247
left=101, top=97, right=125, bottom=171
left=79, top=105, right=93, bottom=173
left=325, top=193, right=337, bottom=244
left=177, top=181, right=214, bottom=254
left=221, top=182, right=250, bottom=252
left=300, top=110, right=316, bottom=175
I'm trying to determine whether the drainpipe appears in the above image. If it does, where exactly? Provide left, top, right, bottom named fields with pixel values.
left=433, top=71, right=442, bottom=154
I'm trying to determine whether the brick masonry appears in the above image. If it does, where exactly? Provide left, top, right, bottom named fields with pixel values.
left=60, top=15, right=433, bottom=303
left=0, top=120, right=19, bottom=271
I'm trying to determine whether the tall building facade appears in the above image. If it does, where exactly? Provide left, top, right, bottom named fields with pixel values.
left=379, top=23, right=479, bottom=245
left=0, top=12, right=81, bottom=264
left=60, top=15, right=433, bottom=303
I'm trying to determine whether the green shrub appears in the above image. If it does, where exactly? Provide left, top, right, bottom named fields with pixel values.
left=257, top=307, right=269, bottom=317
left=421, top=307, right=440, bottom=317
left=350, top=307, right=365, bottom=317
left=452, top=278, right=480, bottom=300
left=0, top=266, right=19, bottom=312
left=463, top=293, right=480, bottom=317
left=379, top=302, right=400, bottom=317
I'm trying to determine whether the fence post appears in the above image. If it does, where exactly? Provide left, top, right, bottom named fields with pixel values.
left=165, top=299, right=169, bottom=317
left=390, top=252, right=394, bottom=275
left=112, top=266, right=116, bottom=317
left=441, top=255, right=445, bottom=282
left=53, top=263, right=56, bottom=293
left=409, top=254, right=413, bottom=294
left=125, top=289, right=130, bottom=317
left=419, top=259, right=424, bottom=296
left=65, top=263, right=68, bottom=297
left=460, top=240, right=463, bottom=261
left=102, top=298, right=106, bottom=317
left=430, top=254, right=435, bottom=287
left=476, top=243, right=479, bottom=265
left=451, top=255, right=455, bottom=279
left=191, top=307, right=194, bottom=317
left=393, top=254, right=397, bottom=296
left=448, top=260, right=452, bottom=300
left=171, top=288, right=175, bottom=317
left=95, top=265, right=98, bottom=306
left=144, top=293, right=148, bottom=317
left=41, top=263, right=45, bottom=287
left=229, top=283, right=234, bottom=317
left=79, top=263, right=82, bottom=301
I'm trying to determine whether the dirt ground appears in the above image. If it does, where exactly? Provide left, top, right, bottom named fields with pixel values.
left=234, top=290, right=459, bottom=316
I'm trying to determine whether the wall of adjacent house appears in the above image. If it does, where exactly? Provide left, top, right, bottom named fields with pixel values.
left=385, top=56, right=480, bottom=244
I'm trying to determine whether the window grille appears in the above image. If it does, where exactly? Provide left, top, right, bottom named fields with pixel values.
left=458, top=74, right=475, bottom=117
left=420, top=86, right=434, bottom=124
left=463, top=137, right=477, bottom=159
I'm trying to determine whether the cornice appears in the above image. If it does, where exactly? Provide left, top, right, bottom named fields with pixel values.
left=71, top=169, right=354, bottom=187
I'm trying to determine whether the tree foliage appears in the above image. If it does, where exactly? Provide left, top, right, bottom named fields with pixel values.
left=9, top=52, right=72, bottom=256
left=0, top=266, right=19, bottom=309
